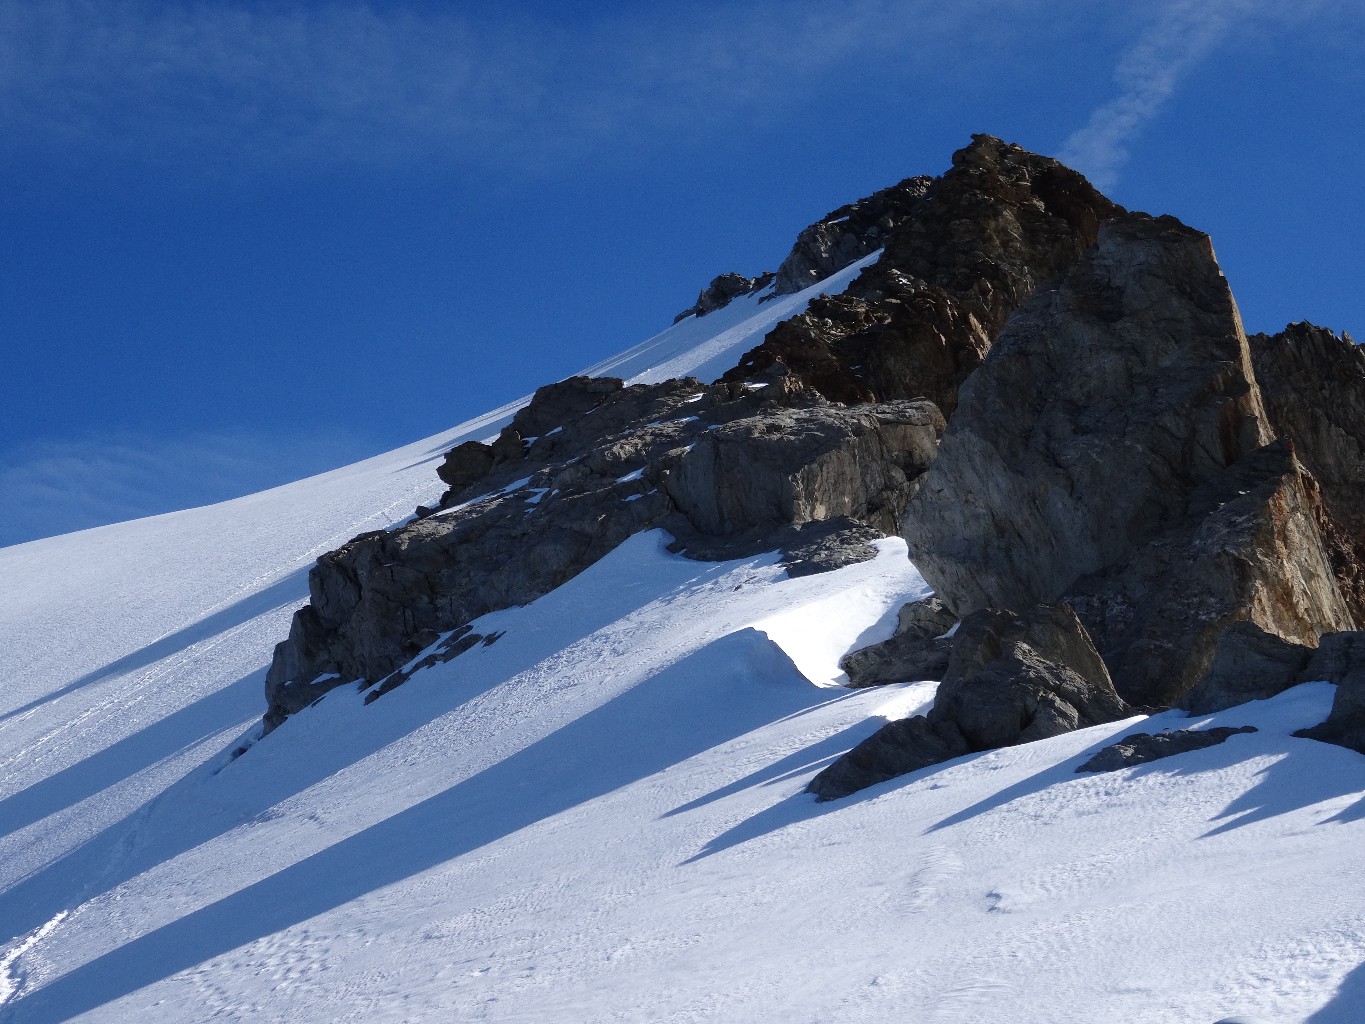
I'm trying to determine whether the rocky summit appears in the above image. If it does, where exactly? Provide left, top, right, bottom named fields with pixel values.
left=261, top=135, right=1365, bottom=802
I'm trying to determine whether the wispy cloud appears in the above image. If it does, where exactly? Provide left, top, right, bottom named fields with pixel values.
left=0, top=0, right=1013, bottom=174
left=1057, top=0, right=1340, bottom=191
left=0, top=428, right=375, bottom=548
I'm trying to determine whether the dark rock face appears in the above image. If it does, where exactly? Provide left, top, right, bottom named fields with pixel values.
left=840, top=596, right=956, bottom=688
left=1178, top=621, right=1312, bottom=716
left=902, top=214, right=1272, bottom=615
left=724, top=135, right=1124, bottom=414
left=263, top=371, right=945, bottom=732
left=1251, top=323, right=1365, bottom=535
left=1251, top=322, right=1365, bottom=620
left=901, top=213, right=1361, bottom=708
left=674, top=272, right=775, bottom=323
left=1076, top=726, right=1257, bottom=773
left=436, top=440, right=497, bottom=494
left=808, top=603, right=1130, bottom=800
left=770, top=175, right=932, bottom=296
left=1295, top=632, right=1365, bottom=754
left=670, top=174, right=932, bottom=324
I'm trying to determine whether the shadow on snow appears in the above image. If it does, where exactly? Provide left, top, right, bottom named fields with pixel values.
left=9, top=628, right=827, bottom=1022
left=0, top=570, right=308, bottom=727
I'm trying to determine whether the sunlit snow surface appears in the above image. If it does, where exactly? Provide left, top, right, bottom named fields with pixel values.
left=3, top=259, right=1365, bottom=1022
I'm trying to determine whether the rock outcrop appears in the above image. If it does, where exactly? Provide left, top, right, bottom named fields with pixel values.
left=1250, top=322, right=1365, bottom=619
left=839, top=596, right=956, bottom=688
left=1295, top=633, right=1365, bottom=754
left=674, top=272, right=774, bottom=323
left=670, top=174, right=933, bottom=324
left=258, top=134, right=1365, bottom=793
left=901, top=213, right=1362, bottom=708
left=263, top=370, right=944, bottom=732
left=723, top=135, right=1124, bottom=414
left=1076, top=726, right=1258, bottom=773
left=769, top=175, right=932, bottom=296
left=660, top=402, right=942, bottom=541
left=807, top=603, right=1129, bottom=800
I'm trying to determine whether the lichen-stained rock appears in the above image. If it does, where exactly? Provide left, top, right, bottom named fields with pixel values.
left=724, top=135, right=1124, bottom=413
left=900, top=213, right=1361, bottom=708
left=1067, top=441, right=1359, bottom=708
left=808, top=603, right=1129, bottom=800
left=1251, top=323, right=1365, bottom=537
left=263, top=375, right=945, bottom=732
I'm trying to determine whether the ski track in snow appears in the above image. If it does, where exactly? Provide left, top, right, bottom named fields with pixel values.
left=3, top=258, right=1365, bottom=1021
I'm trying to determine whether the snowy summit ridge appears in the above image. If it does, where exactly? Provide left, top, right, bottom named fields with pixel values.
left=4, top=136, right=1365, bottom=1023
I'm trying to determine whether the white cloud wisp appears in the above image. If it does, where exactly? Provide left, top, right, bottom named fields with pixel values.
left=0, top=0, right=1010, bottom=175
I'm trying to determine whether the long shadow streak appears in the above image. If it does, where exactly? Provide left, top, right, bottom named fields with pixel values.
left=11, top=630, right=821, bottom=1023
left=0, top=570, right=307, bottom=726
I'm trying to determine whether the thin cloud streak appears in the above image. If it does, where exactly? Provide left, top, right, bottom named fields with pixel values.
left=1, top=0, right=1022, bottom=174
left=1057, top=0, right=1341, bottom=191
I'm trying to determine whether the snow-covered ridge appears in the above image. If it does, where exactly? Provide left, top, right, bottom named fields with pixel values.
left=4, top=155, right=1365, bottom=1022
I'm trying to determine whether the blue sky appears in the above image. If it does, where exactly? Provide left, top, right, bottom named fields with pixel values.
left=2, top=0, right=1362, bottom=548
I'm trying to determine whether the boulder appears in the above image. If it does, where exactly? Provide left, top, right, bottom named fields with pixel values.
left=897, top=596, right=957, bottom=638
left=839, top=596, right=957, bottom=688
left=1177, top=621, right=1311, bottom=715
left=808, top=603, right=1130, bottom=800
left=840, top=631, right=950, bottom=689
left=901, top=213, right=1360, bottom=708
left=660, top=400, right=943, bottom=539
left=436, top=440, right=497, bottom=493
left=932, top=604, right=1128, bottom=751
left=805, top=714, right=970, bottom=803
left=1294, top=632, right=1365, bottom=754
left=1076, top=726, right=1258, bottom=773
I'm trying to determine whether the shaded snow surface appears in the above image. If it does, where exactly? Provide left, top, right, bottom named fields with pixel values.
left=3, top=259, right=1365, bottom=1022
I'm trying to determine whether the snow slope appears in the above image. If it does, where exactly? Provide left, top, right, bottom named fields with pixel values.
left=3, top=254, right=1365, bottom=1023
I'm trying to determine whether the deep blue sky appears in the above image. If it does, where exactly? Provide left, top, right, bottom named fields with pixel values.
left=3, top=0, right=1362, bottom=547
